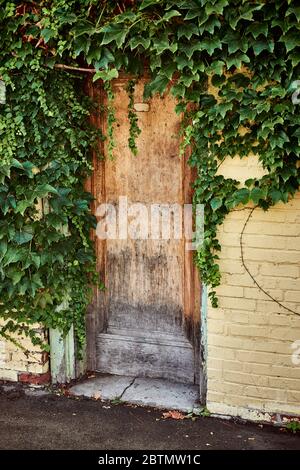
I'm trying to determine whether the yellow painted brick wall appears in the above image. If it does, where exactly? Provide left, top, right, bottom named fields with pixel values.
left=207, top=156, right=300, bottom=421
left=0, top=327, right=49, bottom=383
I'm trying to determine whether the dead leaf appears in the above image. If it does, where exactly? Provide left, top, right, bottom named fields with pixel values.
left=162, top=410, right=185, bottom=420
left=93, top=392, right=101, bottom=400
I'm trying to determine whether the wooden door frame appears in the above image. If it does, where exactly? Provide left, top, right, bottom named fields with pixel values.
left=84, top=77, right=205, bottom=396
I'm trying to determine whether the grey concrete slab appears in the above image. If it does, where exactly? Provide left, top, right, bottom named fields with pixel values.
left=122, top=377, right=199, bottom=412
left=69, top=375, right=134, bottom=401
left=25, top=388, right=50, bottom=397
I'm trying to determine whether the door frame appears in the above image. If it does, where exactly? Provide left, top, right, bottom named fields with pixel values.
left=83, top=76, right=206, bottom=400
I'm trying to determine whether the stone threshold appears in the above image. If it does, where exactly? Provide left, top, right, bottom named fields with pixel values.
left=69, top=374, right=200, bottom=412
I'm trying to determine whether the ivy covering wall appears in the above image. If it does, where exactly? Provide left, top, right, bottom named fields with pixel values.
left=0, top=0, right=299, bottom=351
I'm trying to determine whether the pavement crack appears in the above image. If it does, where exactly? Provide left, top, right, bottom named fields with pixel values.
left=119, top=377, right=137, bottom=399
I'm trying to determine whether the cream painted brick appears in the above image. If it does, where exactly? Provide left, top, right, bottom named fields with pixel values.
left=244, top=363, right=300, bottom=379
left=207, top=335, right=290, bottom=353
left=270, top=314, right=292, bottom=326
left=284, top=290, right=300, bottom=303
left=220, top=360, right=244, bottom=372
left=206, top=391, right=225, bottom=403
left=206, top=307, right=225, bottom=321
left=247, top=314, right=270, bottom=326
left=219, top=247, right=242, bottom=260
left=218, top=260, right=245, bottom=274
left=208, top=368, right=223, bottom=379
left=0, top=327, right=48, bottom=382
left=218, top=297, right=256, bottom=311
left=243, top=234, right=287, bottom=250
left=207, top=378, right=245, bottom=395
left=223, top=221, right=247, bottom=234
left=223, top=370, right=269, bottom=387
left=236, top=350, right=292, bottom=366
left=278, top=279, right=300, bottom=291
left=259, top=264, right=299, bottom=278
left=218, top=232, right=240, bottom=246
left=243, top=385, right=287, bottom=401
left=215, top=285, right=244, bottom=297
left=251, top=211, right=287, bottom=223
left=228, top=324, right=270, bottom=338
left=268, top=376, right=300, bottom=390
left=245, top=222, right=300, bottom=236
left=224, top=310, right=250, bottom=324
left=269, top=326, right=300, bottom=342
left=256, top=299, right=298, bottom=315
left=287, top=390, right=300, bottom=403
left=244, top=287, right=283, bottom=301
left=7, top=350, right=42, bottom=365
left=245, top=248, right=300, bottom=264
left=0, top=368, right=18, bottom=381
left=207, top=358, right=223, bottom=370
left=207, top=319, right=225, bottom=334
left=26, top=361, right=49, bottom=374
left=208, top=346, right=236, bottom=360
left=225, top=273, right=255, bottom=287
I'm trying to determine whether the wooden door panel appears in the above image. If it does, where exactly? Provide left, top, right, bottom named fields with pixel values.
left=88, top=77, right=200, bottom=384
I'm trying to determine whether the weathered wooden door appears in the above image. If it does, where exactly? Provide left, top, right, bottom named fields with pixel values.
left=87, top=77, right=200, bottom=385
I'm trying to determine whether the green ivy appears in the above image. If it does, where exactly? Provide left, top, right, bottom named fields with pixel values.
left=0, top=0, right=299, bottom=350
left=126, top=79, right=141, bottom=156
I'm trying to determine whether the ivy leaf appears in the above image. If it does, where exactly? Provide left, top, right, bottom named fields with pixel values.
left=14, top=226, right=34, bottom=245
left=15, top=200, right=33, bottom=216
left=41, top=29, right=56, bottom=43
left=177, top=24, right=199, bottom=40
left=10, top=158, right=23, bottom=170
left=101, top=26, right=127, bottom=47
left=252, top=38, right=274, bottom=55
left=93, top=68, right=119, bottom=82
left=162, top=62, right=177, bottom=80
left=94, top=48, right=115, bottom=70
left=269, top=189, right=282, bottom=203
left=210, top=197, right=223, bottom=211
left=3, top=248, right=24, bottom=267
left=144, top=75, right=169, bottom=99
left=199, top=37, right=222, bottom=55
left=129, top=37, right=151, bottom=51
left=7, top=269, right=24, bottom=285
left=226, top=52, right=250, bottom=68
left=289, top=50, right=300, bottom=67
left=163, top=10, right=181, bottom=21
left=205, top=0, right=228, bottom=16
left=140, top=0, right=160, bottom=9
left=0, top=239, right=7, bottom=260
left=280, top=29, right=299, bottom=52
left=233, top=188, right=250, bottom=205
left=72, top=21, right=96, bottom=38
left=223, top=30, right=247, bottom=54
left=247, top=22, right=268, bottom=40
left=208, top=60, right=224, bottom=76
left=286, top=6, right=300, bottom=22
left=250, top=187, right=265, bottom=204
left=34, top=184, right=59, bottom=198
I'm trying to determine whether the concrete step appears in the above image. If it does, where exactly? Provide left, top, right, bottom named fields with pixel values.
left=96, top=330, right=195, bottom=384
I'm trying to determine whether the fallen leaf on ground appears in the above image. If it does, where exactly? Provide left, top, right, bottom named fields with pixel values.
left=93, top=392, right=101, bottom=400
left=162, top=410, right=185, bottom=420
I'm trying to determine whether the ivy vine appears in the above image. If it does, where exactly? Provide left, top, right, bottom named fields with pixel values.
left=0, top=0, right=299, bottom=352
